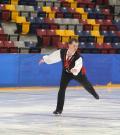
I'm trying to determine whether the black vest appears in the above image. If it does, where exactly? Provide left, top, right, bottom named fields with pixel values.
left=60, top=49, right=82, bottom=73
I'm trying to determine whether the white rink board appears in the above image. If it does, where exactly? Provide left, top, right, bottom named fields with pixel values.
left=0, top=88, right=120, bottom=135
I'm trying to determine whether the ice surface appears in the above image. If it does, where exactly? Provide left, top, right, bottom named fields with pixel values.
left=0, top=88, right=120, bottom=135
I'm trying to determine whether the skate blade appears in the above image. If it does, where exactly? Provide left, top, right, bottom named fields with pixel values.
left=54, top=113, right=62, bottom=116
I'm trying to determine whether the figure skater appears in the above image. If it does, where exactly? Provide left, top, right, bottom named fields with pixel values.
left=39, top=38, right=99, bottom=115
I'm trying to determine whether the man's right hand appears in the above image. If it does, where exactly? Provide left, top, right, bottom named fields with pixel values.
left=39, top=59, right=45, bottom=64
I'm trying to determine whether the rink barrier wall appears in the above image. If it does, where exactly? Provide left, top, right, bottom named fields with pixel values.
left=0, top=54, right=120, bottom=87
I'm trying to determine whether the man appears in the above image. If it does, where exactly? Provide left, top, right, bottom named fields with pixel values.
left=39, top=38, right=99, bottom=115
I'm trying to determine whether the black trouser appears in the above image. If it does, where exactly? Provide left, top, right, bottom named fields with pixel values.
left=56, top=71, right=99, bottom=112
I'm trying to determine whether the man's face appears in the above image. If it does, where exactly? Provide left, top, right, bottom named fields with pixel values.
left=68, top=41, right=79, bottom=51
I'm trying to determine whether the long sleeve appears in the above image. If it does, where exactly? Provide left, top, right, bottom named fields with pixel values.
left=43, top=50, right=61, bottom=64
left=71, top=57, right=83, bottom=76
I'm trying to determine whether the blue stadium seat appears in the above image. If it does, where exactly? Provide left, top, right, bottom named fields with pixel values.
left=64, top=13, right=73, bottom=18
left=96, top=14, right=105, bottom=19
left=104, top=36, right=112, bottom=43
left=27, top=17, right=36, bottom=23
left=112, top=43, right=120, bottom=48
left=87, top=36, right=96, bottom=43
left=35, top=17, right=44, bottom=24
left=79, top=36, right=88, bottom=42
left=87, top=43, right=96, bottom=48
left=29, top=23, right=40, bottom=34
left=88, top=13, right=96, bottom=19
left=60, top=7, right=68, bottom=13
left=25, top=41, right=37, bottom=48
left=39, top=23, right=50, bottom=29
left=37, top=12, right=46, bottom=18
left=112, top=36, right=120, bottom=43
left=79, top=42, right=86, bottom=48
left=101, top=31, right=110, bottom=36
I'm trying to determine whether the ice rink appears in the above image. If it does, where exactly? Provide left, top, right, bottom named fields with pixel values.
left=0, top=87, right=120, bottom=135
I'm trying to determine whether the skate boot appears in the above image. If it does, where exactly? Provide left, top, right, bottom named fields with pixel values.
left=95, top=94, right=99, bottom=99
left=53, top=110, right=62, bottom=115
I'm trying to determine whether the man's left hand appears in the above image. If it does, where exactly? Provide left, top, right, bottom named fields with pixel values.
left=70, top=68, right=77, bottom=74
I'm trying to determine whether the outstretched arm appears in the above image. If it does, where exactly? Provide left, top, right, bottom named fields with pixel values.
left=39, top=50, right=61, bottom=64
left=70, top=57, right=83, bottom=76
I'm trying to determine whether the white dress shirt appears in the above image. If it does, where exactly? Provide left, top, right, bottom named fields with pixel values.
left=43, top=50, right=83, bottom=76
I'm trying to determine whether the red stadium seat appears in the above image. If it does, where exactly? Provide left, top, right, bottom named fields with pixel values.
left=61, top=1, right=71, bottom=8
left=80, top=19, right=88, bottom=24
left=2, top=10, right=11, bottom=22
left=101, top=9, right=110, bottom=15
left=108, top=25, right=118, bottom=31
left=0, top=28, right=4, bottom=34
left=95, top=43, right=104, bottom=48
left=55, top=12, right=64, bottom=18
left=83, top=24, right=92, bottom=31
left=100, top=25, right=108, bottom=31
left=37, top=29, right=47, bottom=36
left=88, top=3, right=95, bottom=8
left=104, top=19, right=112, bottom=25
left=0, top=34, right=9, bottom=41
left=106, top=15, right=113, bottom=20
left=51, top=35, right=61, bottom=47
left=68, top=8, right=75, bottom=13
left=103, top=43, right=112, bottom=48
left=51, top=7, right=59, bottom=12
left=73, top=12, right=81, bottom=19
left=77, top=0, right=91, bottom=3
left=37, top=29, right=50, bottom=47
left=116, top=31, right=120, bottom=37
left=4, top=41, right=15, bottom=47
left=96, top=19, right=104, bottom=25
left=9, top=47, right=19, bottom=53
left=57, top=42, right=68, bottom=49
left=47, top=30, right=56, bottom=36
left=96, top=0, right=109, bottom=5
left=50, top=23, right=59, bottom=30
left=0, top=47, right=9, bottom=53
left=42, top=36, right=51, bottom=47
left=44, top=18, right=55, bottom=24
left=0, top=4, right=5, bottom=10
left=0, top=41, right=4, bottom=47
